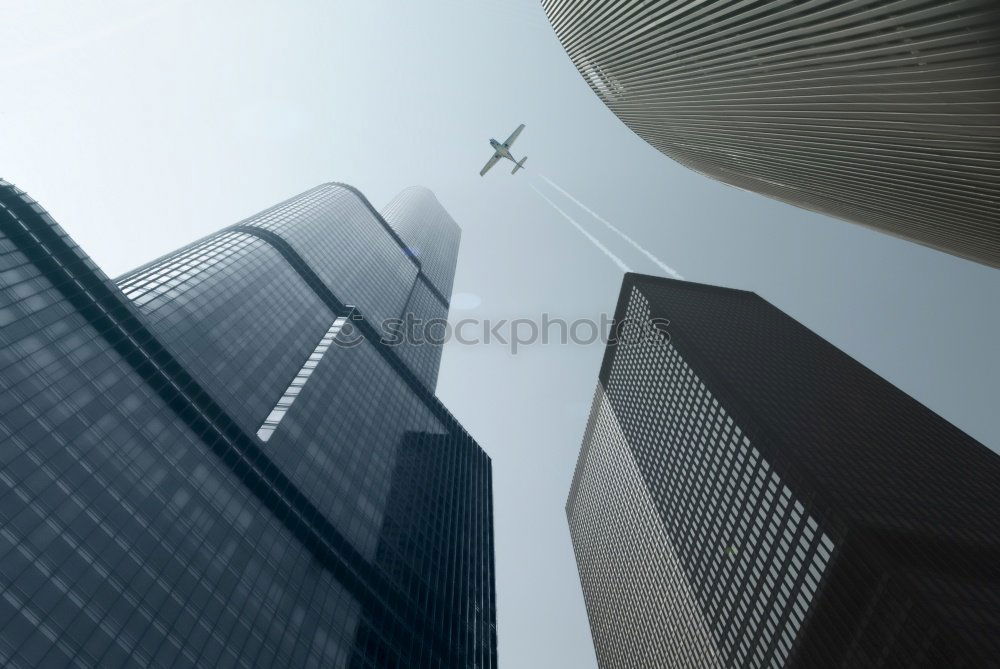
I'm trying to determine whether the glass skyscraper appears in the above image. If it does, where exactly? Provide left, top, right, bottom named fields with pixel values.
left=542, top=0, right=1000, bottom=267
left=0, top=180, right=496, bottom=668
left=568, top=273, right=1000, bottom=667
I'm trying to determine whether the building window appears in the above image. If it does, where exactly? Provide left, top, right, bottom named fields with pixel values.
left=256, top=316, right=349, bottom=442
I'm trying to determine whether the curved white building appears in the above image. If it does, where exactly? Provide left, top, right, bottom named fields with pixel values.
left=542, top=0, right=1000, bottom=267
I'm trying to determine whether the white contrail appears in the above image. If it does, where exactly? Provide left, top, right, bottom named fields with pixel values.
left=529, top=185, right=631, bottom=273
left=538, top=174, right=684, bottom=279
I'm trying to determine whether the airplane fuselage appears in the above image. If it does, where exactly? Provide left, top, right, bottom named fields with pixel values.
left=489, top=138, right=513, bottom=160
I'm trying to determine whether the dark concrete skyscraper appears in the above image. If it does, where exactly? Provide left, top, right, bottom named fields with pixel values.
left=542, top=1, right=1000, bottom=267
left=0, top=180, right=496, bottom=668
left=568, top=273, right=1000, bottom=668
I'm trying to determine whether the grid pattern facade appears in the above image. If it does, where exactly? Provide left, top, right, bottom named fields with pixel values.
left=569, top=386, right=723, bottom=669
left=118, top=230, right=334, bottom=436
left=0, top=180, right=496, bottom=668
left=233, top=185, right=417, bottom=339
left=394, top=280, right=449, bottom=390
left=542, top=0, right=1000, bottom=267
left=567, top=273, right=1000, bottom=667
left=380, top=187, right=460, bottom=300
left=256, top=315, right=349, bottom=442
left=357, top=432, right=495, bottom=665
left=379, top=187, right=458, bottom=391
left=569, top=288, right=833, bottom=668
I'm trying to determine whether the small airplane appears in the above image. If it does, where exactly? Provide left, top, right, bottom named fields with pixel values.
left=480, top=124, right=528, bottom=176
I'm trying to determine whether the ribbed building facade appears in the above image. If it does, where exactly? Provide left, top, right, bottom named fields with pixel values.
left=567, top=273, right=1000, bottom=668
left=0, top=180, right=496, bottom=668
left=542, top=0, right=1000, bottom=267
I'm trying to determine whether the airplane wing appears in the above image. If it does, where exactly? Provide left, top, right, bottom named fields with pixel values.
left=502, top=123, right=525, bottom=148
left=479, top=153, right=501, bottom=177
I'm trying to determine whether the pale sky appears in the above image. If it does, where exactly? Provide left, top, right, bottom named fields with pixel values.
left=2, top=2, right=999, bottom=667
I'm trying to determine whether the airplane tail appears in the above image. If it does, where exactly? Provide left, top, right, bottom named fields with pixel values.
left=511, top=156, right=528, bottom=175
